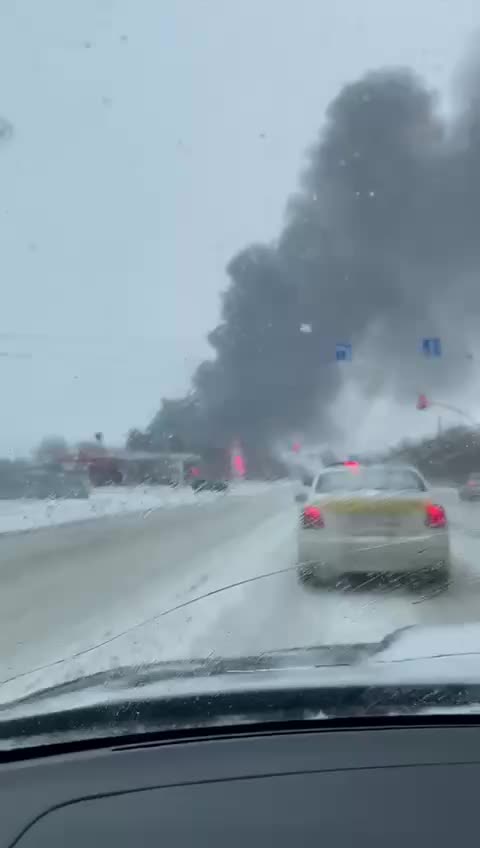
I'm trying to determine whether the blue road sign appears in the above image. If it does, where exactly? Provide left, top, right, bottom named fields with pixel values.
left=336, top=343, right=352, bottom=362
left=422, top=337, right=442, bottom=358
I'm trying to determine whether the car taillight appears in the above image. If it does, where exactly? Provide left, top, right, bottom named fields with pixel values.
left=302, top=505, right=324, bottom=529
left=425, top=503, right=447, bottom=528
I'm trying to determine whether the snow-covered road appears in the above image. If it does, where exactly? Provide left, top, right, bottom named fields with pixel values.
left=1, top=483, right=480, bottom=704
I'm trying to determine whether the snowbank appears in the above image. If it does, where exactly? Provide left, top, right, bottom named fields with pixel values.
left=0, top=485, right=220, bottom=535
left=0, top=480, right=286, bottom=535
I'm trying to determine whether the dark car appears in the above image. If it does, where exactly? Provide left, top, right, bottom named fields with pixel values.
left=191, top=478, right=229, bottom=493
left=459, top=473, right=480, bottom=501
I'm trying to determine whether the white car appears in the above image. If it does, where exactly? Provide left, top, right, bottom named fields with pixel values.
left=296, top=463, right=450, bottom=588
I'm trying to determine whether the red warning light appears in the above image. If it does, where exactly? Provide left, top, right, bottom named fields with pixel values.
left=233, top=454, right=246, bottom=476
left=231, top=439, right=246, bottom=478
left=417, top=394, right=429, bottom=410
left=292, top=441, right=301, bottom=453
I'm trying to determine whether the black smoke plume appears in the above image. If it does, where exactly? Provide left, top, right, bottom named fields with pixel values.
left=147, top=61, right=480, bottom=455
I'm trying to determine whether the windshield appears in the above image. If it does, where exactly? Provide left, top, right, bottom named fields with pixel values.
left=314, top=468, right=426, bottom=493
left=3, top=0, right=480, bottom=743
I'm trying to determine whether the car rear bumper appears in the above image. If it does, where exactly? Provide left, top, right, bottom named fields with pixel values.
left=298, top=531, right=449, bottom=575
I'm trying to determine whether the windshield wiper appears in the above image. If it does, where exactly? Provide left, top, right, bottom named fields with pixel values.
left=0, top=638, right=389, bottom=714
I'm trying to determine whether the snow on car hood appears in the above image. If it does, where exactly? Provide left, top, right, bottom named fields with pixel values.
left=366, top=621, right=480, bottom=683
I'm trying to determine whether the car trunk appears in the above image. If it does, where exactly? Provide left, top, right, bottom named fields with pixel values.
left=320, top=494, right=427, bottom=538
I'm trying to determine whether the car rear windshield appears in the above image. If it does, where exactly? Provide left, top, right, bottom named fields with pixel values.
left=315, top=468, right=426, bottom=493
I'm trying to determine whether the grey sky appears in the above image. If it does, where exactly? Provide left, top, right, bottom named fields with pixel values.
left=0, top=0, right=478, bottom=454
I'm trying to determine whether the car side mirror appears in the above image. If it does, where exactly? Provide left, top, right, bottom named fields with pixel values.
left=295, top=492, right=307, bottom=504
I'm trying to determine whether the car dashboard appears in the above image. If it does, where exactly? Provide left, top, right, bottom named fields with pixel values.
left=1, top=718, right=480, bottom=846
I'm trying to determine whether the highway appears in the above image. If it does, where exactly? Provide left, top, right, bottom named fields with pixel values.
left=1, top=483, right=480, bottom=703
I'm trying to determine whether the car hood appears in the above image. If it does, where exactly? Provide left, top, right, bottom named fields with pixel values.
left=2, top=621, right=480, bottom=722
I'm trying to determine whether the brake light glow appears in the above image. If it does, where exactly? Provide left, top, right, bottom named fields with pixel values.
left=343, top=461, right=360, bottom=469
left=302, top=505, right=325, bottom=529
left=425, top=503, right=447, bottom=528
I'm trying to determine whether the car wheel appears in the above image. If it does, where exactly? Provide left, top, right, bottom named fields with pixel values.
left=297, top=563, right=315, bottom=584
left=297, top=561, right=333, bottom=588
left=420, top=561, right=451, bottom=593
left=432, top=562, right=451, bottom=590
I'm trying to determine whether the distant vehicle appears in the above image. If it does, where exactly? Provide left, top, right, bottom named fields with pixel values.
left=459, top=473, right=480, bottom=501
left=191, top=478, right=228, bottom=493
left=325, top=459, right=363, bottom=468
left=293, top=463, right=360, bottom=503
left=296, top=463, right=450, bottom=589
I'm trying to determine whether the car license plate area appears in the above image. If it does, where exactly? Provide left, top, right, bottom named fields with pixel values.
left=325, top=499, right=423, bottom=536
left=343, top=512, right=401, bottom=536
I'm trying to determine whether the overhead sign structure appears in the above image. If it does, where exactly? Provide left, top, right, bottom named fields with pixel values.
left=335, top=343, right=352, bottom=362
left=422, top=337, right=442, bottom=358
